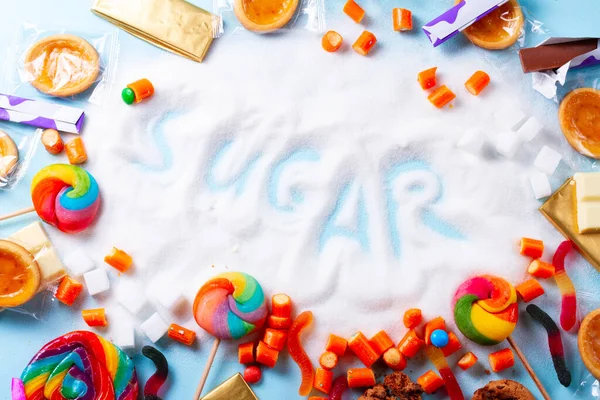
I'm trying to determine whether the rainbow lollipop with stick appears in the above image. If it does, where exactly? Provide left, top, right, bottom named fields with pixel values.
left=0, top=164, right=100, bottom=233
left=453, top=275, right=551, bottom=400
left=192, top=272, right=268, bottom=398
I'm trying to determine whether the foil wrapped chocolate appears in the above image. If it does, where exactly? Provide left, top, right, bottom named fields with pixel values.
left=539, top=177, right=600, bottom=272
left=200, top=374, right=258, bottom=400
left=92, top=0, right=219, bottom=62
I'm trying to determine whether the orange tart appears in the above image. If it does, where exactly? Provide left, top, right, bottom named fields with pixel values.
left=0, top=239, right=41, bottom=308
left=234, top=0, right=299, bottom=33
left=459, top=0, right=524, bottom=50
left=0, top=130, right=18, bottom=181
left=24, top=34, right=100, bottom=97
left=559, top=88, right=600, bottom=159
left=579, top=309, right=600, bottom=380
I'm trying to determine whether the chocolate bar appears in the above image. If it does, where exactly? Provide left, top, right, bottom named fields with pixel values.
left=519, top=38, right=598, bottom=73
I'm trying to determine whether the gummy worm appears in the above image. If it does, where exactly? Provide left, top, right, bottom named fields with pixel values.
left=143, top=345, right=169, bottom=400
left=526, top=304, right=572, bottom=387
left=328, top=375, right=349, bottom=400
left=553, top=241, right=577, bottom=331
left=424, top=344, right=465, bottom=400
left=288, top=311, right=315, bottom=396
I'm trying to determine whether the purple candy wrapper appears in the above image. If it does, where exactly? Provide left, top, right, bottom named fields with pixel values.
left=423, top=0, right=508, bottom=47
left=0, top=94, right=85, bottom=134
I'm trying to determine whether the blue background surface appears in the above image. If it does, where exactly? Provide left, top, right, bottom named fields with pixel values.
left=2, top=0, right=600, bottom=399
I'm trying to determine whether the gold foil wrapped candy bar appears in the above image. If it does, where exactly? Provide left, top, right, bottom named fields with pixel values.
left=200, top=373, right=258, bottom=400
left=91, top=0, right=219, bottom=62
left=539, top=177, right=600, bottom=272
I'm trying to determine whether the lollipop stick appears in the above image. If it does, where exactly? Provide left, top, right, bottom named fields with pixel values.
left=507, top=336, right=551, bottom=400
left=194, top=337, right=221, bottom=400
left=0, top=206, right=35, bottom=222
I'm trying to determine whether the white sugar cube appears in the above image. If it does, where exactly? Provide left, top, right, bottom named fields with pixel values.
left=114, top=324, right=136, bottom=350
left=457, top=127, right=485, bottom=154
left=140, top=313, right=169, bottom=343
left=494, top=106, right=527, bottom=130
left=63, top=249, right=95, bottom=276
left=534, top=146, right=562, bottom=175
left=518, top=117, right=543, bottom=142
left=83, top=269, right=110, bottom=295
left=495, top=131, right=522, bottom=158
left=530, top=172, right=552, bottom=199
left=117, top=282, right=147, bottom=315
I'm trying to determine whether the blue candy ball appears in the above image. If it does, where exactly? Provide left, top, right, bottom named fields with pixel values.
left=430, top=329, right=449, bottom=348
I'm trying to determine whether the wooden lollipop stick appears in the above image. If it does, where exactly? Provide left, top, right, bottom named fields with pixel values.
left=194, top=337, right=221, bottom=400
left=0, top=206, right=35, bottom=222
left=507, top=336, right=551, bottom=400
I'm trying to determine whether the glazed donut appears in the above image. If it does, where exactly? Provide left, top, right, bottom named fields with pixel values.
left=559, top=88, right=600, bottom=158
left=453, top=275, right=518, bottom=346
left=193, top=272, right=268, bottom=340
left=0, top=129, right=18, bottom=182
left=31, top=164, right=101, bottom=233
left=0, top=239, right=41, bottom=308
left=20, top=330, right=138, bottom=400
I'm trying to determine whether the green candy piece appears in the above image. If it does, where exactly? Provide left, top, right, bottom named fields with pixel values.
left=121, top=88, right=135, bottom=105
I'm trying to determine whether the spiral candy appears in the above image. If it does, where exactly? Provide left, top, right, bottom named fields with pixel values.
left=31, top=164, right=100, bottom=233
left=453, top=275, right=518, bottom=346
left=20, top=330, right=138, bottom=400
left=193, top=272, right=268, bottom=340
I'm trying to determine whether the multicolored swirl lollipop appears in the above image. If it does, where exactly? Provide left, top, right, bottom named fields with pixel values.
left=31, top=164, right=100, bottom=233
left=20, top=330, right=138, bottom=400
left=453, top=275, right=518, bottom=346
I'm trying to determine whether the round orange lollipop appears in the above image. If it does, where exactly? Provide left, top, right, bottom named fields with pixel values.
left=559, top=88, right=600, bottom=159
left=24, top=34, right=100, bottom=97
left=234, top=0, right=299, bottom=32
left=0, top=239, right=41, bottom=308
left=459, top=0, right=524, bottom=50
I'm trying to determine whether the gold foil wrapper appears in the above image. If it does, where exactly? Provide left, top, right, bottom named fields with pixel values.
left=539, top=177, right=600, bottom=272
left=91, top=0, right=219, bottom=62
left=200, top=373, right=259, bottom=400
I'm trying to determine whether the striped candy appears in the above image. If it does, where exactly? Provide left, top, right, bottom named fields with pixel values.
left=31, top=164, right=100, bottom=234
left=193, top=272, right=268, bottom=340
left=453, top=275, right=518, bottom=346
left=21, top=330, right=138, bottom=400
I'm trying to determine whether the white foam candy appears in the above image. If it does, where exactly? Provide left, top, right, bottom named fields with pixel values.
left=63, top=248, right=95, bottom=277
left=493, top=105, right=527, bottom=130
left=518, top=117, right=543, bottom=142
left=530, top=172, right=552, bottom=199
left=534, top=145, right=562, bottom=175
left=117, top=280, right=147, bottom=315
left=457, top=127, right=485, bottom=154
left=140, top=312, right=169, bottom=343
left=495, top=131, right=522, bottom=158
left=83, top=269, right=110, bottom=296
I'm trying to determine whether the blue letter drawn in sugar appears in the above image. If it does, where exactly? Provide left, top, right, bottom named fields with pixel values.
left=268, top=149, right=320, bottom=212
left=205, top=140, right=262, bottom=195
left=384, top=160, right=465, bottom=258
left=319, top=181, right=370, bottom=252
left=133, top=112, right=177, bottom=173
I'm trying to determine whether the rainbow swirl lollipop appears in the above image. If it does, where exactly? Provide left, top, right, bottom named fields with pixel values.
left=31, top=164, right=100, bottom=233
left=20, top=330, right=138, bottom=400
left=193, top=272, right=268, bottom=340
left=453, top=275, right=519, bottom=346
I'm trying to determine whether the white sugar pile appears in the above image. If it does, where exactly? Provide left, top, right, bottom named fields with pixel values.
left=44, top=17, right=581, bottom=399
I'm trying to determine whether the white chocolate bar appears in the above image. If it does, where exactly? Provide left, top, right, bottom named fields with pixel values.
left=574, top=173, right=600, bottom=233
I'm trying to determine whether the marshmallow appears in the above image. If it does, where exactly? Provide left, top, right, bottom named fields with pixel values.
left=114, top=323, right=136, bottom=350
left=117, top=281, right=147, bottom=315
left=534, top=145, right=562, bottom=175
left=83, top=269, right=110, bottom=296
left=518, top=117, right=543, bottom=142
left=495, top=131, right=522, bottom=158
left=494, top=105, right=527, bottom=130
left=140, top=312, right=169, bottom=343
left=63, top=248, right=95, bottom=276
left=530, top=172, right=552, bottom=199
left=457, top=127, right=485, bottom=154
